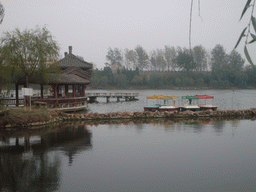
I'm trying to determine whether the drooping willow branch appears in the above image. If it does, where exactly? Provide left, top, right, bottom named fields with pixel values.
left=189, top=0, right=193, bottom=55
left=235, top=0, right=256, bottom=66
left=189, top=0, right=202, bottom=56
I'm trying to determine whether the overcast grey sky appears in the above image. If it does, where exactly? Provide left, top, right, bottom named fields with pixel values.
left=1, top=0, right=255, bottom=69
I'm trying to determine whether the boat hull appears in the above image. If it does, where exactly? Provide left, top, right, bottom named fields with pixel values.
left=199, top=104, right=217, bottom=111
left=159, top=106, right=180, bottom=112
left=144, top=105, right=160, bottom=111
left=144, top=107, right=159, bottom=111
left=200, top=106, right=217, bottom=111
left=180, top=105, right=200, bottom=112
left=144, top=104, right=164, bottom=111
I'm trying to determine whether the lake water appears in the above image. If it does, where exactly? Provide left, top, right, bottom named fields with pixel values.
left=86, top=89, right=256, bottom=113
left=0, top=89, right=256, bottom=192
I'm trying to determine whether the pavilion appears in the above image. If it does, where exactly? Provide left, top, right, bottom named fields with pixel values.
left=15, top=46, right=93, bottom=109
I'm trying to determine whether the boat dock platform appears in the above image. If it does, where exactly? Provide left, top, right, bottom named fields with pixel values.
left=86, top=92, right=139, bottom=103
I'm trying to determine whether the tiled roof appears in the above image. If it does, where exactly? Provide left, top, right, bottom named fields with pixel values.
left=58, top=53, right=93, bottom=69
left=49, top=74, right=90, bottom=85
left=62, top=67, right=92, bottom=79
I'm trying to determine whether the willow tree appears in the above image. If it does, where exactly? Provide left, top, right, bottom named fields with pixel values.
left=235, top=0, right=256, bottom=67
left=0, top=26, right=60, bottom=88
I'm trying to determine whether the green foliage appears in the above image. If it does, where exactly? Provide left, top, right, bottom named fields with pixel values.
left=0, top=26, right=60, bottom=87
left=245, top=65, right=256, bottom=86
left=121, top=68, right=137, bottom=83
left=103, top=67, right=115, bottom=84
left=210, top=44, right=228, bottom=82
left=182, top=77, right=194, bottom=87
left=115, top=74, right=128, bottom=88
left=131, top=75, right=143, bottom=86
left=148, top=73, right=163, bottom=88
left=196, top=78, right=204, bottom=87
left=235, top=0, right=256, bottom=66
left=176, top=48, right=195, bottom=72
left=174, top=77, right=182, bottom=87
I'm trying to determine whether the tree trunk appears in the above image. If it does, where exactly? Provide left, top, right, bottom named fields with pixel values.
left=25, top=76, right=29, bottom=106
left=25, top=75, right=29, bottom=88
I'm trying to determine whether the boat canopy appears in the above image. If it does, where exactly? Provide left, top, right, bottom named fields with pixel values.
left=194, top=94, right=214, bottom=99
left=146, top=95, right=179, bottom=99
left=181, top=95, right=199, bottom=100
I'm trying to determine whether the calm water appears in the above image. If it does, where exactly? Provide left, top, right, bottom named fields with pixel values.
left=1, top=89, right=256, bottom=192
left=86, top=89, right=256, bottom=113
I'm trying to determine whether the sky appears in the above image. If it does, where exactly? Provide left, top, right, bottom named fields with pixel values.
left=1, top=0, right=255, bottom=69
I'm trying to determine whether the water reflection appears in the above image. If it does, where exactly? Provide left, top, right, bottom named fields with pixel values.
left=1, top=117, right=255, bottom=192
left=86, top=116, right=249, bottom=135
left=0, top=123, right=92, bottom=192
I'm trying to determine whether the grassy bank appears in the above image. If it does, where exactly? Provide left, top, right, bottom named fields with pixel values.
left=0, top=107, right=66, bottom=128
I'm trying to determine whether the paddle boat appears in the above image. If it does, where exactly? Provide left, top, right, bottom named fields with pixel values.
left=194, top=94, right=217, bottom=111
left=144, top=95, right=166, bottom=111
left=158, top=96, right=180, bottom=112
left=180, top=95, right=200, bottom=111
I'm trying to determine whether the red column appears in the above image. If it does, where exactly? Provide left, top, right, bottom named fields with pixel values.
left=82, top=85, right=86, bottom=97
left=15, top=84, right=19, bottom=107
left=73, top=85, right=76, bottom=97
left=73, top=85, right=76, bottom=106
left=54, top=84, right=57, bottom=108
left=82, top=85, right=86, bottom=105
left=65, top=85, right=68, bottom=98
left=40, top=84, right=44, bottom=99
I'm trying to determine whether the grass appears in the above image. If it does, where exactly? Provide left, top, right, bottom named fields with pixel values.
left=0, top=106, right=60, bottom=128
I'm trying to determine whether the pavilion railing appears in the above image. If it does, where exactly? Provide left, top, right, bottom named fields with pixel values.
left=31, top=97, right=88, bottom=108
left=85, top=93, right=139, bottom=97
left=0, top=98, right=25, bottom=106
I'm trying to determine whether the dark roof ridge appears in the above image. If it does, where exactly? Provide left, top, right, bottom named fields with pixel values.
left=58, top=52, right=93, bottom=69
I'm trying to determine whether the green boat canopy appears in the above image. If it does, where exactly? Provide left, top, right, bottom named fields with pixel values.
left=181, top=95, right=199, bottom=100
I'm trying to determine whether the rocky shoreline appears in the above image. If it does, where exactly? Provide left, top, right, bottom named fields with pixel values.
left=1, top=109, right=256, bottom=129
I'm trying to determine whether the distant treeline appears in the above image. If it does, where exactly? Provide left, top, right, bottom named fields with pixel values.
left=90, top=44, right=256, bottom=89
left=90, top=66, right=256, bottom=89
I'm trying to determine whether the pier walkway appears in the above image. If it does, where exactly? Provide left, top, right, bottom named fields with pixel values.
left=85, top=92, right=139, bottom=103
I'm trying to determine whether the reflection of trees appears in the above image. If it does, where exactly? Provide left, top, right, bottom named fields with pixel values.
left=0, top=151, right=60, bottom=192
left=213, top=120, right=225, bottom=134
left=0, top=124, right=92, bottom=191
left=182, top=121, right=204, bottom=133
left=231, top=120, right=240, bottom=128
left=33, top=124, right=92, bottom=165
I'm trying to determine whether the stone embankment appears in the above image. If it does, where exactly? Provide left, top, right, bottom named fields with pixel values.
left=65, top=109, right=256, bottom=120
left=1, top=109, right=256, bottom=129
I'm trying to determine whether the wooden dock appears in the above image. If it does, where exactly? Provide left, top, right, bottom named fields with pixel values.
left=85, top=92, right=139, bottom=103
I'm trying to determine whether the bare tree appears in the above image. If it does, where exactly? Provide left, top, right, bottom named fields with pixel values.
left=135, top=45, right=149, bottom=70
left=105, top=47, right=123, bottom=67
left=0, top=2, right=4, bottom=24
left=124, top=48, right=137, bottom=69
left=164, top=46, right=177, bottom=71
left=156, top=49, right=166, bottom=71
left=193, top=45, right=208, bottom=71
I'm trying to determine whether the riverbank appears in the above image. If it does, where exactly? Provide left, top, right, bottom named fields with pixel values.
left=0, top=108, right=256, bottom=129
